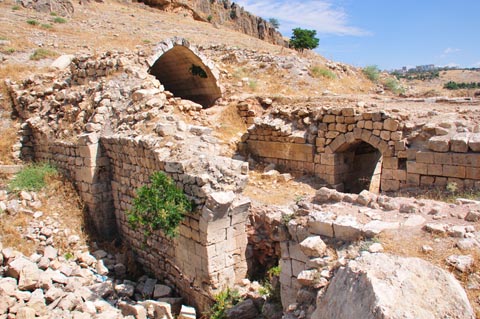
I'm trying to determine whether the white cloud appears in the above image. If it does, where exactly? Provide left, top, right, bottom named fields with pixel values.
left=474, top=61, right=480, bottom=67
left=443, top=47, right=461, bottom=54
left=234, top=0, right=370, bottom=37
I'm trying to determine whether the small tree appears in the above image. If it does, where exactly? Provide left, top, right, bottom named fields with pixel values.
left=269, top=18, right=280, bottom=29
left=289, top=28, right=319, bottom=52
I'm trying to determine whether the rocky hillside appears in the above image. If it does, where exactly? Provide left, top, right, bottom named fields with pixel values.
left=139, top=0, right=286, bottom=46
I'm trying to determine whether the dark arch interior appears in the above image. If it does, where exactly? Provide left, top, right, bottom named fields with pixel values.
left=149, top=46, right=222, bottom=108
left=337, top=141, right=382, bottom=194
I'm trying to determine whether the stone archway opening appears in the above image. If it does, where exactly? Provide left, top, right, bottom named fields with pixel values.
left=149, top=45, right=222, bottom=108
left=336, top=140, right=382, bottom=194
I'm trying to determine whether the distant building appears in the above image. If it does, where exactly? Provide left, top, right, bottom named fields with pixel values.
left=415, top=64, right=435, bottom=72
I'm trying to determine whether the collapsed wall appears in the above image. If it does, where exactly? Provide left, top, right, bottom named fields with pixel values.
left=7, top=40, right=250, bottom=311
left=240, top=102, right=480, bottom=193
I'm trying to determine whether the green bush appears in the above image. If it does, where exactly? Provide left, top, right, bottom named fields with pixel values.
left=30, top=48, right=58, bottom=60
left=53, top=17, right=67, bottom=24
left=27, top=19, right=40, bottom=26
left=12, top=5, right=20, bottom=10
left=363, top=65, right=380, bottom=82
left=259, top=265, right=281, bottom=304
left=41, top=23, right=53, bottom=29
left=50, top=12, right=58, bottom=16
left=127, top=172, right=192, bottom=238
left=383, top=78, right=405, bottom=94
left=310, top=66, right=336, bottom=79
left=8, top=163, right=57, bottom=192
left=206, top=288, right=243, bottom=319
left=207, top=15, right=213, bottom=22
left=268, top=18, right=280, bottom=29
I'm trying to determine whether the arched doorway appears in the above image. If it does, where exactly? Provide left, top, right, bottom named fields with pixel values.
left=336, top=141, right=382, bottom=194
left=148, top=41, right=222, bottom=108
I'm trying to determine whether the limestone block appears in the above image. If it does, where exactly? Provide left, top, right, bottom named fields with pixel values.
left=443, top=165, right=465, bottom=178
left=205, top=191, right=235, bottom=216
left=428, top=136, right=450, bottom=152
left=407, top=161, right=427, bottom=175
left=299, top=236, right=327, bottom=257
left=333, top=215, right=363, bottom=241
left=381, top=179, right=399, bottom=191
left=383, top=118, right=399, bottom=131
left=390, top=131, right=402, bottom=141
left=323, top=115, right=335, bottom=123
left=469, top=133, right=480, bottom=152
left=178, top=305, right=196, bottom=319
left=297, top=269, right=319, bottom=287
left=247, top=140, right=314, bottom=162
left=427, top=164, right=443, bottom=175
left=416, top=152, right=434, bottom=163
left=342, top=108, right=355, bottom=116
left=308, top=211, right=335, bottom=237
left=363, top=220, right=400, bottom=237
left=466, top=167, right=480, bottom=179
left=50, top=55, right=75, bottom=70
left=451, top=133, right=469, bottom=153
left=225, top=299, right=259, bottom=319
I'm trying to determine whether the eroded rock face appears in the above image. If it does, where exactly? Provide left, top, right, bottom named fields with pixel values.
left=312, top=253, right=474, bottom=319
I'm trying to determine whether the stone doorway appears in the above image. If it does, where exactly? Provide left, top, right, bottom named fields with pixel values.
left=337, top=141, right=382, bottom=194
left=148, top=44, right=222, bottom=108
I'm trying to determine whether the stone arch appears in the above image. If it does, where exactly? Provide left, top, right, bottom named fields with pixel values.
left=147, top=37, right=222, bottom=108
left=327, top=132, right=390, bottom=193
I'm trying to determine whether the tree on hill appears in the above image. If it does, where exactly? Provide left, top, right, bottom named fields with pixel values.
left=269, top=18, right=280, bottom=29
left=289, top=28, right=319, bottom=52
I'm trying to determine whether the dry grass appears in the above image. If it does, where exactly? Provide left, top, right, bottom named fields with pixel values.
left=0, top=211, right=36, bottom=255
left=0, top=126, right=18, bottom=164
left=380, top=229, right=480, bottom=317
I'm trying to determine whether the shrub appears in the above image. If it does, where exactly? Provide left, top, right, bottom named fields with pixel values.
left=268, top=18, right=279, bottom=29
left=206, top=288, right=243, bottom=319
left=207, top=15, right=213, bottom=22
left=30, top=48, right=58, bottom=60
left=50, top=12, right=58, bottom=16
left=27, top=19, right=40, bottom=26
left=8, top=163, right=57, bottom=192
left=383, top=78, right=405, bottom=94
left=290, top=28, right=319, bottom=52
left=3, top=48, right=16, bottom=54
left=363, top=65, right=380, bottom=82
left=259, top=265, right=281, bottom=304
left=127, top=172, right=192, bottom=238
left=142, top=39, right=151, bottom=44
left=310, top=66, right=336, bottom=79
left=248, top=79, right=257, bottom=90
left=12, top=5, right=20, bottom=10
left=41, top=23, right=53, bottom=29
left=53, top=17, right=67, bottom=24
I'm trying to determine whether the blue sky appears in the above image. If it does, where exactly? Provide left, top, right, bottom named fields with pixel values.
left=234, top=0, right=480, bottom=70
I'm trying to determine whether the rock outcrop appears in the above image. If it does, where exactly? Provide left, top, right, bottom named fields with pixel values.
left=140, top=0, right=287, bottom=46
left=312, top=253, right=475, bottom=319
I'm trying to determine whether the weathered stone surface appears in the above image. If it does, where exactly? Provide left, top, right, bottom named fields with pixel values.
left=446, top=254, right=474, bottom=272
left=226, top=299, right=258, bottom=319
left=50, top=55, right=75, bottom=70
left=247, top=140, right=314, bottom=162
left=299, top=236, right=327, bottom=257
left=451, top=133, right=469, bottom=153
left=333, top=215, right=363, bottom=241
left=178, top=305, right=196, bottom=319
left=308, top=211, right=335, bottom=237
left=297, top=269, right=319, bottom=287
left=469, top=133, right=480, bottom=152
left=427, top=136, right=450, bottom=152
left=153, top=284, right=172, bottom=298
left=312, top=253, right=474, bottom=319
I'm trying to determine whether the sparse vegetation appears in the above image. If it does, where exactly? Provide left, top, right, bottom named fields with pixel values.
left=444, top=81, right=480, bottom=90
left=259, top=265, right=281, bottom=304
left=206, top=288, right=243, bottom=319
left=127, top=172, right=193, bottom=238
left=2, top=47, right=16, bottom=55
left=207, top=15, right=213, bottom=22
left=41, top=23, right=53, bottom=29
left=53, top=17, right=67, bottom=24
left=8, top=163, right=57, bottom=192
left=248, top=79, right=258, bottom=90
left=29, top=48, right=58, bottom=60
left=268, top=18, right=280, bottom=29
left=310, top=66, right=336, bottom=79
left=11, top=5, right=20, bottom=10
left=27, top=19, right=40, bottom=26
left=383, top=78, right=405, bottom=94
left=363, top=65, right=380, bottom=82
left=50, top=12, right=58, bottom=16
left=290, top=28, right=319, bottom=52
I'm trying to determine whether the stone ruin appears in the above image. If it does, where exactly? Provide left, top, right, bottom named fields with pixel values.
left=5, top=37, right=479, bottom=317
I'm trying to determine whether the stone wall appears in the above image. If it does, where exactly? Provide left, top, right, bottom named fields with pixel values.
left=243, top=106, right=480, bottom=193
left=18, top=123, right=251, bottom=311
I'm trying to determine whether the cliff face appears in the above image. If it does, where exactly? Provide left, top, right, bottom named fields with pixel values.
left=140, top=0, right=288, bottom=46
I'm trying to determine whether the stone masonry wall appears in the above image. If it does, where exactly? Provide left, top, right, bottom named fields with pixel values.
left=244, top=107, right=480, bottom=192
left=18, top=127, right=250, bottom=311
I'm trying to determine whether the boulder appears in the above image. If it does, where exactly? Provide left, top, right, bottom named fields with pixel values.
left=50, top=55, right=74, bottom=70
left=312, top=253, right=474, bottom=319
left=225, top=299, right=258, bottom=319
